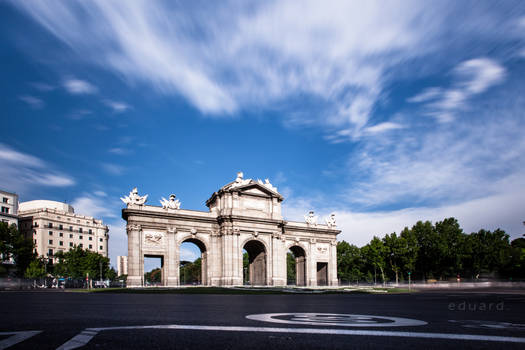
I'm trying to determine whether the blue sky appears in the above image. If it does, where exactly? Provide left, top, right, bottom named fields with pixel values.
left=1, top=1, right=525, bottom=268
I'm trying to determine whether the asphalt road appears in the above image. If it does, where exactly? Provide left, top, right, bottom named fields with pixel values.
left=1, top=290, right=524, bottom=349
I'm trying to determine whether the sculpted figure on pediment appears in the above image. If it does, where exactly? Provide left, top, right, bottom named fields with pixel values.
left=304, top=211, right=318, bottom=226
left=160, top=194, right=181, bottom=210
left=121, top=187, right=148, bottom=207
left=325, top=213, right=337, bottom=228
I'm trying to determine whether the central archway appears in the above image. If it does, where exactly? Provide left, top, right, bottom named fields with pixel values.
left=243, top=240, right=267, bottom=286
left=179, top=238, right=207, bottom=285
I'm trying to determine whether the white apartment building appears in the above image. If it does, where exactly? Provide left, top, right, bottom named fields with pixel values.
left=0, top=189, right=19, bottom=227
left=117, top=255, right=128, bottom=276
left=18, top=200, right=109, bottom=261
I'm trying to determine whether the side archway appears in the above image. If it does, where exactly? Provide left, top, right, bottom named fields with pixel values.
left=287, top=244, right=307, bottom=286
left=178, top=236, right=208, bottom=285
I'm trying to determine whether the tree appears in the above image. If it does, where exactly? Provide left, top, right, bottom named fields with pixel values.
left=337, top=241, right=364, bottom=284
left=0, top=222, right=36, bottom=276
left=53, top=246, right=110, bottom=279
left=411, top=220, right=440, bottom=280
left=434, top=218, right=464, bottom=279
left=399, top=227, right=418, bottom=280
left=382, top=233, right=404, bottom=285
left=362, top=237, right=386, bottom=285
left=25, top=257, right=46, bottom=278
left=287, top=252, right=296, bottom=284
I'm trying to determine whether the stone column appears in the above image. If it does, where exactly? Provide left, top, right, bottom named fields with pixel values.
left=308, top=239, right=317, bottom=287
left=166, top=227, right=179, bottom=287
left=127, top=224, right=142, bottom=287
left=330, top=241, right=338, bottom=286
left=271, top=233, right=286, bottom=286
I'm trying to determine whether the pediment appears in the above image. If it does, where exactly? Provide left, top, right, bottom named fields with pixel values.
left=236, top=182, right=281, bottom=199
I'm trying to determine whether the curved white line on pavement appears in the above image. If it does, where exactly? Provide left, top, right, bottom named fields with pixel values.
left=56, top=324, right=525, bottom=349
left=245, top=313, right=427, bottom=327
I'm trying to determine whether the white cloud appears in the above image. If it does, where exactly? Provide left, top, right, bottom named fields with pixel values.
left=108, top=148, right=128, bottom=155
left=0, top=144, right=74, bottom=193
left=94, top=191, right=107, bottom=197
left=101, top=163, right=125, bottom=175
left=71, top=195, right=117, bottom=219
left=364, top=122, right=404, bottom=135
left=9, top=0, right=441, bottom=128
left=103, top=100, right=131, bottom=113
left=283, top=174, right=525, bottom=247
left=18, top=95, right=44, bottom=109
left=409, top=58, right=506, bottom=122
left=63, top=78, right=97, bottom=94
left=107, top=221, right=127, bottom=268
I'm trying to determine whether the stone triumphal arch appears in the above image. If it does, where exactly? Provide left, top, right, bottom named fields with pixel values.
left=122, top=172, right=340, bottom=287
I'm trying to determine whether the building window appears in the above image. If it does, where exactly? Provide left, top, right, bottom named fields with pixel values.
left=59, top=241, right=63, bottom=246
left=99, top=238, right=103, bottom=242
left=33, top=222, right=38, bottom=227
left=89, top=229, right=92, bottom=234
left=34, top=239, right=36, bottom=244
left=79, top=235, right=83, bottom=240
left=49, top=240, right=53, bottom=244
left=1, top=207, right=9, bottom=214
left=69, top=226, right=73, bottom=231
left=89, top=237, right=92, bottom=241
left=48, top=249, right=53, bottom=256
left=69, top=242, right=73, bottom=247
left=48, top=222, right=53, bottom=228
left=2, top=197, right=8, bottom=203
left=59, top=232, right=63, bottom=237
left=79, top=228, right=83, bottom=233
left=79, top=244, right=83, bottom=248
left=89, top=244, right=93, bottom=249
left=59, top=224, right=63, bottom=230
left=69, top=234, right=73, bottom=238
left=99, top=246, right=103, bottom=250
left=49, top=231, right=53, bottom=236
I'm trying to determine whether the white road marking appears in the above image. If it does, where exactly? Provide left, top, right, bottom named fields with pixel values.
left=0, top=331, right=41, bottom=350
left=56, top=330, right=99, bottom=350
left=246, top=313, right=427, bottom=327
left=56, top=324, right=525, bottom=349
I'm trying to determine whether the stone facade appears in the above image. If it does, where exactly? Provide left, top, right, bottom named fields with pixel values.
left=19, top=200, right=109, bottom=262
left=0, top=189, right=19, bottom=227
left=122, top=173, right=340, bottom=287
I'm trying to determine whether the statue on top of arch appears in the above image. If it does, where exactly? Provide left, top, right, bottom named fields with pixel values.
left=160, top=194, right=181, bottom=210
left=121, top=187, right=148, bottom=207
left=304, top=211, right=318, bottom=226
left=325, top=213, right=337, bottom=228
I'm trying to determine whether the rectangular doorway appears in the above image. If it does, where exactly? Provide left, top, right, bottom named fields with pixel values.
left=144, top=255, right=164, bottom=286
left=316, top=262, right=328, bottom=286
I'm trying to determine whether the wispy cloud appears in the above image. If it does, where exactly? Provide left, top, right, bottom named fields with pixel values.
left=11, top=1, right=522, bottom=137
left=409, top=58, right=506, bottom=122
left=71, top=194, right=117, bottom=218
left=101, top=163, right=125, bottom=175
left=363, top=122, right=404, bottom=135
left=0, top=144, right=74, bottom=193
left=63, top=78, right=97, bottom=94
left=108, top=147, right=129, bottom=155
left=103, top=100, right=131, bottom=113
left=18, top=95, right=44, bottom=109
